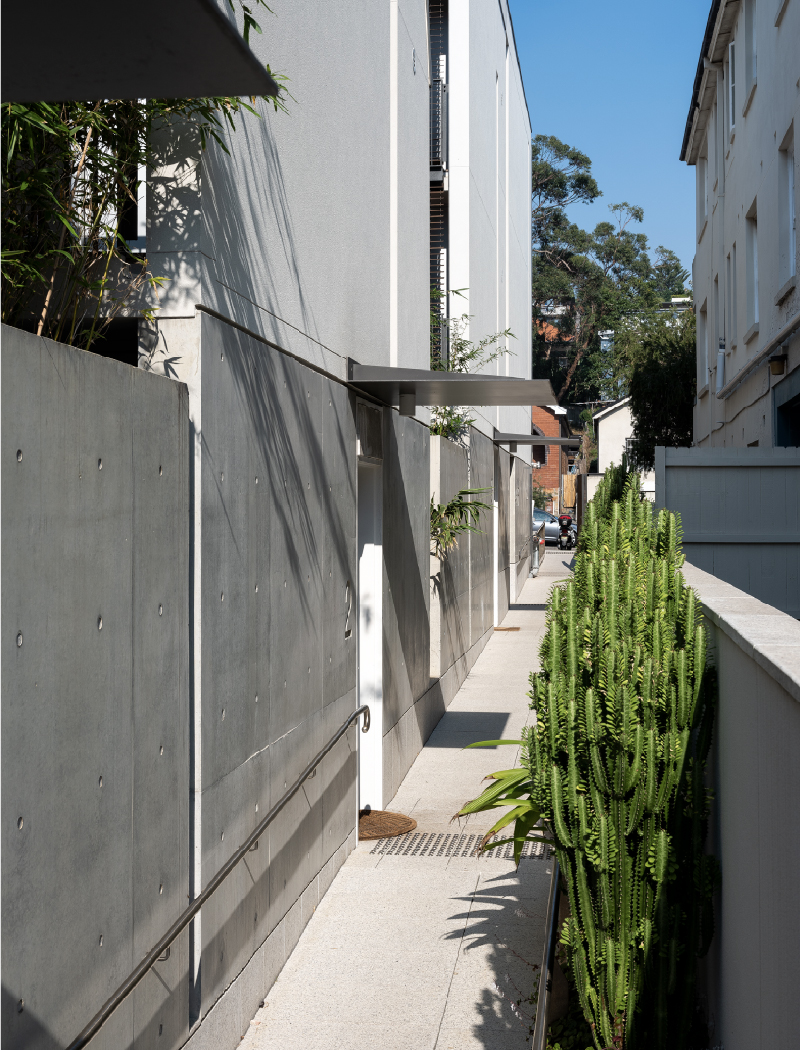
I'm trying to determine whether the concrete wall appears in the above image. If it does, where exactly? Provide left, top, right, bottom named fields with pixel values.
left=382, top=411, right=432, bottom=802
left=1, top=326, right=190, bottom=1050
left=685, top=0, right=800, bottom=448
left=656, top=445, right=800, bottom=618
left=681, top=563, right=800, bottom=1050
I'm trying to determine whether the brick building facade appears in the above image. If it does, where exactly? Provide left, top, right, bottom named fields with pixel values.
left=531, top=404, right=570, bottom=514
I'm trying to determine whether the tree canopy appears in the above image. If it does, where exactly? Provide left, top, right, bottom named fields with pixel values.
left=530, top=134, right=690, bottom=404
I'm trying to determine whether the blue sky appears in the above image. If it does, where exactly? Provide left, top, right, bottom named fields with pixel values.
left=508, top=0, right=709, bottom=282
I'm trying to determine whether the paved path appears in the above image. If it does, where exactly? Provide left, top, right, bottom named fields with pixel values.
left=242, top=554, right=574, bottom=1050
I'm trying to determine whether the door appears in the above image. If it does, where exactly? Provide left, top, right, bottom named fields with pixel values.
left=357, top=460, right=383, bottom=812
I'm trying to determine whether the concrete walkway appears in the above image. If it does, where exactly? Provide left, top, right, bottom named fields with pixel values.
left=241, top=554, right=574, bottom=1050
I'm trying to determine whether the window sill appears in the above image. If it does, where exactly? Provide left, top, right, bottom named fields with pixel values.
left=698, top=383, right=709, bottom=399
left=775, top=0, right=791, bottom=26
left=698, top=217, right=708, bottom=243
left=774, top=274, right=797, bottom=305
left=742, top=79, right=757, bottom=118
left=743, top=321, right=760, bottom=346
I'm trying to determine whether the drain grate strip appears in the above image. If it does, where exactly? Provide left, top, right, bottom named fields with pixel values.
left=369, top=831, right=549, bottom=860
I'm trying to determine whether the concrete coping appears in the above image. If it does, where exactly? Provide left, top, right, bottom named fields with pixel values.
left=682, top=562, right=800, bottom=706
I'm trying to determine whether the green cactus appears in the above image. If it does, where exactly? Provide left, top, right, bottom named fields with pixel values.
left=525, top=468, right=718, bottom=1049
left=457, top=463, right=719, bottom=1049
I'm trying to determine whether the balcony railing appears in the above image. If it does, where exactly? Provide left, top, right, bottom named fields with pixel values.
left=430, top=79, right=448, bottom=170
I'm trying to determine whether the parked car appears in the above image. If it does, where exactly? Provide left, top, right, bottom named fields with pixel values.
left=533, top=507, right=560, bottom=545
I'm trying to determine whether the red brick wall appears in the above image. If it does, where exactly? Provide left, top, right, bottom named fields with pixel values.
left=531, top=406, right=561, bottom=511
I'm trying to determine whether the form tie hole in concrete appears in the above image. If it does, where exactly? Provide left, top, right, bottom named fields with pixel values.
left=98, top=458, right=102, bottom=470
left=284, top=580, right=287, bottom=588
left=16, top=449, right=22, bottom=462
left=255, top=476, right=259, bottom=484
left=16, top=632, right=22, bottom=647
left=159, top=1024, right=163, bottom=1036
left=159, top=465, right=162, bottom=476
left=99, top=935, right=103, bottom=947
left=17, top=817, right=23, bottom=830
left=221, top=592, right=224, bottom=602
left=221, top=472, right=224, bottom=482
left=220, top=352, right=224, bottom=361
left=98, top=776, right=103, bottom=788
left=159, top=604, right=163, bottom=616
left=284, top=681, right=286, bottom=688
left=221, top=708, right=225, bottom=721
left=159, top=884, right=163, bottom=895
left=221, top=831, right=224, bottom=841
left=255, top=803, right=259, bottom=813
left=255, top=694, right=258, bottom=703
left=160, top=745, right=164, bottom=755
left=255, top=584, right=258, bottom=593
left=97, top=616, right=103, bottom=631
left=17, top=1000, right=24, bottom=1014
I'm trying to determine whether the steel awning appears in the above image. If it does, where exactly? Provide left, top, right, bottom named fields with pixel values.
left=493, top=433, right=581, bottom=447
left=347, top=360, right=555, bottom=414
left=1, top=0, right=280, bottom=102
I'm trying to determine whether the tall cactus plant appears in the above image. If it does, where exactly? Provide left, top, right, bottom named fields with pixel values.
left=458, top=465, right=719, bottom=1050
left=530, top=472, right=718, bottom=1050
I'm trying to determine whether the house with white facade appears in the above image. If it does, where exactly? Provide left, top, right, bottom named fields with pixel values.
left=681, top=0, right=799, bottom=447
left=594, top=397, right=656, bottom=497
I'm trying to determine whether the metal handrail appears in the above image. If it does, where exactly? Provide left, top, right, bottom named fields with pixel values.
left=66, top=705, right=371, bottom=1050
left=531, top=859, right=561, bottom=1050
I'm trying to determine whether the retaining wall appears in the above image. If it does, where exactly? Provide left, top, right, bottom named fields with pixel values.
left=683, top=563, right=800, bottom=1049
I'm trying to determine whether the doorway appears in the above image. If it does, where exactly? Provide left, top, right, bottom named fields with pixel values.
left=357, top=460, right=383, bottom=811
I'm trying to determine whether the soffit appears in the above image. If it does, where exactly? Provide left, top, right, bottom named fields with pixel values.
left=494, top=433, right=580, bottom=447
left=1, top=0, right=279, bottom=101
left=347, top=361, right=556, bottom=408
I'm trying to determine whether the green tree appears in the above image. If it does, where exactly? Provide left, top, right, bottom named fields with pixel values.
left=625, top=310, right=696, bottom=470
left=530, top=135, right=688, bottom=404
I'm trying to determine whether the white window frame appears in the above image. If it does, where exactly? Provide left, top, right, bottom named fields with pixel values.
left=728, top=41, right=736, bottom=135
left=778, top=133, right=796, bottom=283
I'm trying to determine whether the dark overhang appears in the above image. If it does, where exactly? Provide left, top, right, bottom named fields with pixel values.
left=680, top=0, right=723, bottom=161
left=1, top=0, right=280, bottom=102
left=347, top=360, right=555, bottom=415
left=493, top=433, right=580, bottom=447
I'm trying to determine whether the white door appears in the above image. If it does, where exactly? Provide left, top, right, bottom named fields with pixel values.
left=357, top=461, right=383, bottom=812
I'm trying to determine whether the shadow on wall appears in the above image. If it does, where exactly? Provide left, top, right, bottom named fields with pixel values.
left=382, top=415, right=431, bottom=733
left=203, top=111, right=323, bottom=349
left=423, top=711, right=510, bottom=748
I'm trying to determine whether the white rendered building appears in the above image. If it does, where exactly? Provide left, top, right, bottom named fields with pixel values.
left=681, top=0, right=800, bottom=447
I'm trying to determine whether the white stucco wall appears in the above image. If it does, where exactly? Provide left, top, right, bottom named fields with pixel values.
left=448, top=0, right=533, bottom=453
left=686, top=0, right=800, bottom=448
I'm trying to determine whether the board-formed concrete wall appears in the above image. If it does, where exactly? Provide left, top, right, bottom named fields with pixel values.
left=1, top=326, right=190, bottom=1050
left=510, top=455, right=532, bottom=600
left=682, top=563, right=800, bottom=1050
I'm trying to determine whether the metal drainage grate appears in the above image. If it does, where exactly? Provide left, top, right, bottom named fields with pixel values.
left=369, top=831, right=549, bottom=861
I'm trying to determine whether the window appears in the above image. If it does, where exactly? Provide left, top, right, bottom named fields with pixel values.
left=727, top=245, right=738, bottom=347
left=728, top=42, right=736, bottom=135
left=698, top=301, right=709, bottom=385
left=746, top=203, right=759, bottom=334
left=714, top=274, right=721, bottom=349
left=697, top=155, right=708, bottom=233
left=744, top=0, right=757, bottom=94
left=778, top=130, right=796, bottom=285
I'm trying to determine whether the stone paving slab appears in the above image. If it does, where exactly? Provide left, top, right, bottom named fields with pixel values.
left=241, top=557, right=571, bottom=1050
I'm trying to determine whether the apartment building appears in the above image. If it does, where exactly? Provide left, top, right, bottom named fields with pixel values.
left=132, top=0, right=535, bottom=1042
left=681, top=0, right=800, bottom=447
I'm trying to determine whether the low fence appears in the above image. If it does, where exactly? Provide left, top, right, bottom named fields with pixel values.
left=682, top=562, right=800, bottom=1050
left=655, top=446, right=800, bottom=618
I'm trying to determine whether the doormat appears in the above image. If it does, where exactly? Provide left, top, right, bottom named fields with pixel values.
left=369, top=831, right=549, bottom=860
left=358, top=809, right=417, bottom=840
